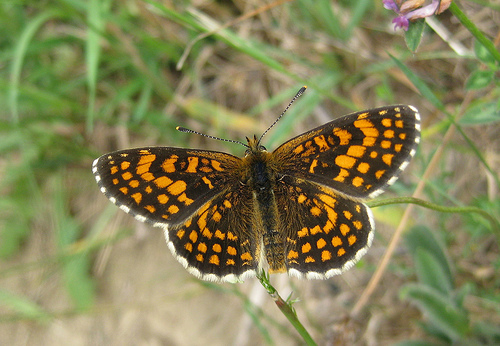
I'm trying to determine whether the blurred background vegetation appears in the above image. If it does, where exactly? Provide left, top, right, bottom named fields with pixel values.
left=1, top=1, right=499, bottom=345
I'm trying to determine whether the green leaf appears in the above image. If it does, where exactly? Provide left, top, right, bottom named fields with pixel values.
left=9, top=10, right=61, bottom=123
left=414, top=248, right=453, bottom=295
left=0, top=289, right=51, bottom=322
left=405, top=19, right=426, bottom=53
left=405, top=226, right=454, bottom=289
left=63, top=254, right=96, bottom=311
left=401, top=284, right=470, bottom=341
left=465, top=70, right=494, bottom=90
left=460, top=101, right=500, bottom=125
left=474, top=40, right=497, bottom=66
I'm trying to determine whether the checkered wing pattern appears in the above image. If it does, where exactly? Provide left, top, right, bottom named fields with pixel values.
left=275, top=176, right=374, bottom=279
left=93, top=102, right=421, bottom=282
left=273, top=105, right=420, bottom=199
left=93, top=147, right=243, bottom=227
left=166, top=189, right=258, bottom=282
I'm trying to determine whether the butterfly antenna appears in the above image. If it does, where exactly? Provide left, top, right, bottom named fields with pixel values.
left=258, top=86, right=307, bottom=144
left=176, top=126, right=249, bottom=148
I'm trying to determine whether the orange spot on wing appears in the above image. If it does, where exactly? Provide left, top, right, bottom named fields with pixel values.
left=317, top=238, right=327, bottom=249
left=335, top=155, right=356, bottom=169
left=382, top=153, right=394, bottom=166
left=154, top=176, right=173, bottom=188
left=227, top=246, right=237, bottom=256
left=352, top=176, right=364, bottom=187
left=298, top=228, right=309, bottom=237
left=313, top=135, right=330, bottom=151
left=162, top=156, right=178, bottom=173
left=212, top=244, right=222, bottom=253
left=310, top=225, right=322, bottom=235
left=384, top=129, right=395, bottom=138
left=178, top=192, right=194, bottom=206
left=333, top=128, right=352, bottom=145
left=168, top=204, right=179, bottom=214
left=122, top=172, right=133, bottom=180
left=357, top=162, right=370, bottom=173
left=310, top=206, right=321, bottom=216
left=167, top=180, right=187, bottom=195
left=340, top=224, right=350, bottom=236
left=346, top=145, right=366, bottom=158
left=211, top=160, right=223, bottom=171
left=186, top=156, right=198, bottom=173
left=189, top=230, right=198, bottom=243
left=157, top=194, right=169, bottom=204
left=348, top=235, right=357, bottom=246
left=332, top=236, right=342, bottom=247
left=209, top=255, right=220, bottom=265
left=202, top=176, right=214, bottom=189
left=302, top=243, right=312, bottom=253
left=131, top=192, right=142, bottom=204
left=141, top=172, right=155, bottom=181
left=241, top=252, right=252, bottom=261
left=197, top=242, right=207, bottom=253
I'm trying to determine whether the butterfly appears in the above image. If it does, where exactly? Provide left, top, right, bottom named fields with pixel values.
left=92, top=87, right=420, bottom=282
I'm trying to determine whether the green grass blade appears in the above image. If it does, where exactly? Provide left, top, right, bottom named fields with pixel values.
left=9, top=10, right=59, bottom=124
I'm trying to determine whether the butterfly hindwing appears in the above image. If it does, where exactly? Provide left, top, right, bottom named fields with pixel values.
left=165, top=187, right=258, bottom=281
left=275, top=176, right=374, bottom=279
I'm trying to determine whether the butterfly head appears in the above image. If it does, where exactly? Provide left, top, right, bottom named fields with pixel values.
left=245, top=135, right=267, bottom=156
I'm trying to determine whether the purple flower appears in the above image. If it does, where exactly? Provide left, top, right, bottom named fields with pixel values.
left=384, top=0, right=452, bottom=31
left=392, top=16, right=410, bottom=31
left=383, top=0, right=399, bottom=11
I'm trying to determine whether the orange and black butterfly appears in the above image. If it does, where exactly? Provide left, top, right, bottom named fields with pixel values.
left=93, top=87, right=420, bottom=282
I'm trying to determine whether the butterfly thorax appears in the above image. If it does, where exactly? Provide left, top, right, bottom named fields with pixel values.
left=243, top=135, right=286, bottom=273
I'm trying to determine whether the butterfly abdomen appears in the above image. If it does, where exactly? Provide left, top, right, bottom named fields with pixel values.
left=246, top=151, right=286, bottom=273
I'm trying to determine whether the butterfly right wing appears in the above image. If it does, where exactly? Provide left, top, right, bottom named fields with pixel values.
left=273, top=105, right=420, bottom=199
left=274, top=175, right=374, bottom=279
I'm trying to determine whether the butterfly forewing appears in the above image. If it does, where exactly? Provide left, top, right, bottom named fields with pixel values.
left=92, top=147, right=242, bottom=227
left=273, top=105, right=420, bottom=199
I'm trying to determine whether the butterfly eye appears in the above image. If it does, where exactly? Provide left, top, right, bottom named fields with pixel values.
left=259, top=145, right=267, bottom=151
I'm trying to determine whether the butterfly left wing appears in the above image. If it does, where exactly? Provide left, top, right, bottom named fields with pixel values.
left=92, top=147, right=242, bottom=228
left=273, top=105, right=420, bottom=199
left=165, top=188, right=259, bottom=282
